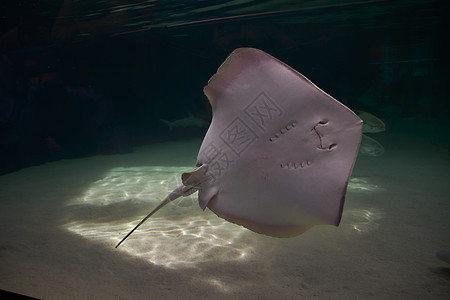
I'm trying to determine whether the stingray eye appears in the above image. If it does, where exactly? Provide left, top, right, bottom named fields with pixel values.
left=328, top=143, right=337, bottom=150
left=318, top=119, right=328, bottom=125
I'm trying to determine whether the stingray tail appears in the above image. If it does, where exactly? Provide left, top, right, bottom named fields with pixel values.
left=115, top=185, right=195, bottom=248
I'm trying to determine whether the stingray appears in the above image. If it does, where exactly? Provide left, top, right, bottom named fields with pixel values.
left=356, top=110, right=386, bottom=156
left=356, top=110, right=386, bottom=133
left=359, top=134, right=384, bottom=156
left=116, top=48, right=362, bottom=248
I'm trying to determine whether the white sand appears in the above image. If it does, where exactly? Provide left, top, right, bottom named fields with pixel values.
left=0, top=134, right=449, bottom=299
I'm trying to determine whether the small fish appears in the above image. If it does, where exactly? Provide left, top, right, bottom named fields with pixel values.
left=160, top=113, right=209, bottom=129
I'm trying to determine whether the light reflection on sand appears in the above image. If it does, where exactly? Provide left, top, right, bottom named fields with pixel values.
left=65, top=166, right=252, bottom=268
left=64, top=166, right=384, bottom=268
left=342, top=208, right=384, bottom=233
left=348, top=177, right=381, bottom=192
left=68, top=166, right=198, bottom=206
left=66, top=215, right=252, bottom=268
left=345, top=177, right=384, bottom=233
left=206, top=278, right=234, bottom=293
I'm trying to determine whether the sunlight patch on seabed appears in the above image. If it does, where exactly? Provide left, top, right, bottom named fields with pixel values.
left=64, top=167, right=384, bottom=267
left=64, top=166, right=252, bottom=268
left=66, top=215, right=251, bottom=269
left=206, top=278, right=234, bottom=293
left=347, top=177, right=381, bottom=192
left=344, top=177, right=384, bottom=233
left=341, top=208, right=384, bottom=234
left=67, top=166, right=198, bottom=206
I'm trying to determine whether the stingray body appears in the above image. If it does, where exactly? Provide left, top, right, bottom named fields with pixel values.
left=116, top=48, right=362, bottom=247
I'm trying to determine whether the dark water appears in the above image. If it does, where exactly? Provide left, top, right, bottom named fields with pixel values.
left=0, top=2, right=449, bottom=299
left=0, top=0, right=448, bottom=171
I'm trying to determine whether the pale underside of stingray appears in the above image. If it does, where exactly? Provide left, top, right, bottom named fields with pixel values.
left=116, top=48, right=363, bottom=248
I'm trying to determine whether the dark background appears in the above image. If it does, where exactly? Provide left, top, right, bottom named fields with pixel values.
left=0, top=0, right=448, bottom=174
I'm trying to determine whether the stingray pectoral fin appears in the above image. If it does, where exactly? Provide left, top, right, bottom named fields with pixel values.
left=198, top=186, right=219, bottom=210
left=181, top=164, right=210, bottom=187
left=208, top=200, right=313, bottom=237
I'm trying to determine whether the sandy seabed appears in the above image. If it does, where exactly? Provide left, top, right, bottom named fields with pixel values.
left=0, top=134, right=449, bottom=299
